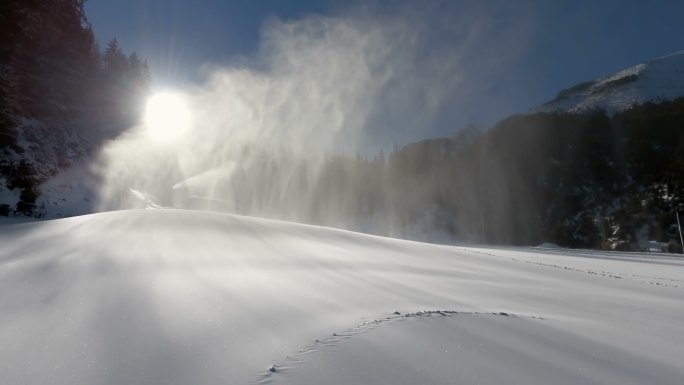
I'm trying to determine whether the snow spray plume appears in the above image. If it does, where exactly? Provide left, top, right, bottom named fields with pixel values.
left=94, top=2, right=533, bottom=239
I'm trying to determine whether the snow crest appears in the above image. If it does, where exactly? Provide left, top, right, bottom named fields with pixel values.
left=537, top=50, right=684, bottom=113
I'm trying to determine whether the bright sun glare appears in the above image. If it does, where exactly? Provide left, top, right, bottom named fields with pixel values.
left=144, top=92, right=192, bottom=141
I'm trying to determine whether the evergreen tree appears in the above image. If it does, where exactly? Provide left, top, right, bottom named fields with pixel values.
left=0, top=0, right=151, bottom=179
left=103, top=39, right=128, bottom=76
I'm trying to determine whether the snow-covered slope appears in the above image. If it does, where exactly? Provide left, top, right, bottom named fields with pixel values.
left=536, top=50, right=684, bottom=113
left=1, top=209, right=683, bottom=384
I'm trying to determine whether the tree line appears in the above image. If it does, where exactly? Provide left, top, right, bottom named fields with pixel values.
left=221, top=98, right=684, bottom=251
left=0, top=0, right=150, bottom=182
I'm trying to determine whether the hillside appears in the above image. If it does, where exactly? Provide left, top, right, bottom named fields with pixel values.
left=1, top=209, right=683, bottom=384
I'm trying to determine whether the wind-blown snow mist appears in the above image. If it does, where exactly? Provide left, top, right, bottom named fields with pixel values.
left=94, top=4, right=531, bottom=236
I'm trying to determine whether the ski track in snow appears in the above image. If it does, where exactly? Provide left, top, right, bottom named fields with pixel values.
left=456, top=247, right=684, bottom=289
left=252, top=310, right=543, bottom=384
left=506, top=257, right=683, bottom=289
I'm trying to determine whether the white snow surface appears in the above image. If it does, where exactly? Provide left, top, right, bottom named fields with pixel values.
left=536, top=50, right=684, bottom=113
left=1, top=209, right=683, bottom=384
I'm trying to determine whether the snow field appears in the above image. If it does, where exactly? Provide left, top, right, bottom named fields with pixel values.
left=0, top=209, right=682, bottom=384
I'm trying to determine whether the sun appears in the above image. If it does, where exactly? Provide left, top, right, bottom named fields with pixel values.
left=144, top=92, right=192, bottom=141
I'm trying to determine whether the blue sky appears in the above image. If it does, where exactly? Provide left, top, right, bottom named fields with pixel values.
left=86, top=0, right=336, bottom=85
left=85, top=0, right=684, bottom=140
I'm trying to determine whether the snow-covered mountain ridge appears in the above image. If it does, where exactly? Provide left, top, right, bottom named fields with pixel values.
left=536, top=50, right=684, bottom=113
